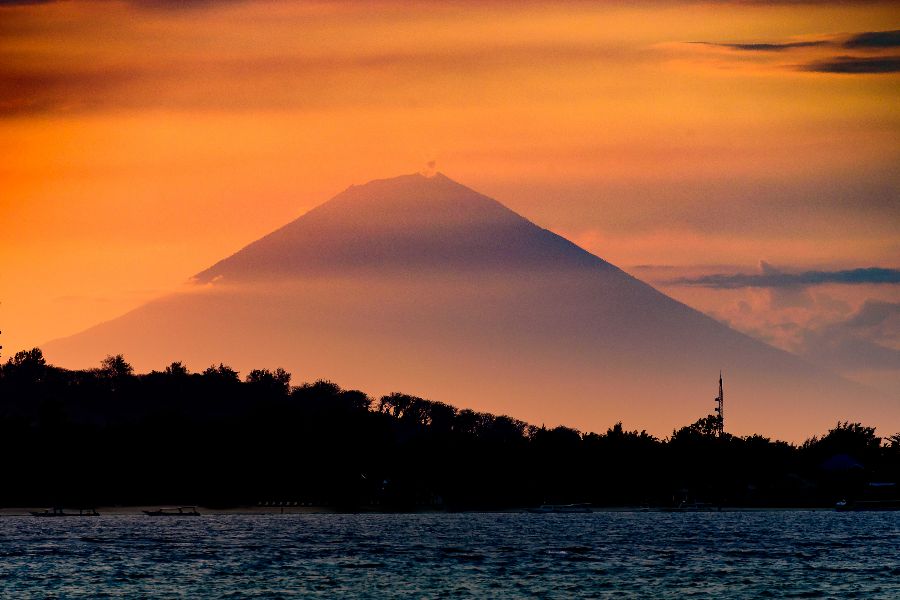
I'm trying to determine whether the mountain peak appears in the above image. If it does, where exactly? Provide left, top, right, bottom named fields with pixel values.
left=326, top=171, right=489, bottom=213
left=194, top=173, right=609, bottom=283
left=346, top=170, right=449, bottom=190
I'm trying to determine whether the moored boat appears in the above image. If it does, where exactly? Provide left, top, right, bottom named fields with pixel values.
left=143, top=506, right=201, bottom=516
left=660, top=502, right=721, bottom=512
left=30, top=507, right=99, bottom=517
left=836, top=482, right=900, bottom=511
left=527, top=503, right=592, bottom=514
left=835, top=499, right=900, bottom=511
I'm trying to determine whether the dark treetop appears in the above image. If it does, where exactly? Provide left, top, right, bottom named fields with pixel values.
left=1, top=349, right=897, bottom=509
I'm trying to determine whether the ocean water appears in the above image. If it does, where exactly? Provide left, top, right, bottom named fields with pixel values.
left=1, top=511, right=898, bottom=599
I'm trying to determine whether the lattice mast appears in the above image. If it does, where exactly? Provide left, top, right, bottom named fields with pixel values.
left=713, top=371, right=724, bottom=436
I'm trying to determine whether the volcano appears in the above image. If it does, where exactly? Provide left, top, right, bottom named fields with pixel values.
left=44, top=173, right=897, bottom=439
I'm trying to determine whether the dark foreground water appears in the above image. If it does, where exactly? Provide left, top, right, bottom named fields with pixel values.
left=1, top=511, right=898, bottom=598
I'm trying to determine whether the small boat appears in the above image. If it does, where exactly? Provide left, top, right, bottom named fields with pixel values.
left=30, top=507, right=99, bottom=517
left=836, top=482, right=900, bottom=511
left=143, top=506, right=201, bottom=517
left=527, top=503, right=592, bottom=514
left=660, top=502, right=721, bottom=512
left=835, top=499, right=900, bottom=511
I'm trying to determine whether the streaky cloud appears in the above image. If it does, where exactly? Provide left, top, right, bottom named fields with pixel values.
left=3, top=0, right=893, bottom=7
left=844, top=30, right=900, bottom=49
left=0, top=42, right=648, bottom=117
left=0, top=0, right=234, bottom=4
left=671, top=266, right=900, bottom=289
left=800, top=55, right=900, bottom=73
left=693, top=41, right=827, bottom=52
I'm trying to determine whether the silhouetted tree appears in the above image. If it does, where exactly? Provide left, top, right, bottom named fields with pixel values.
left=203, top=363, right=240, bottom=382
left=4, top=348, right=47, bottom=382
left=100, top=354, right=134, bottom=378
left=246, top=368, right=291, bottom=394
left=802, top=421, right=881, bottom=464
left=672, top=413, right=724, bottom=440
left=164, top=361, right=190, bottom=377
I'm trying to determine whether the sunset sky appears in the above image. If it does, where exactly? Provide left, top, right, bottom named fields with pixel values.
left=2, top=1, right=898, bottom=398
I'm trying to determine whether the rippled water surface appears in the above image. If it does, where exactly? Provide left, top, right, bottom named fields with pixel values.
left=1, top=511, right=898, bottom=598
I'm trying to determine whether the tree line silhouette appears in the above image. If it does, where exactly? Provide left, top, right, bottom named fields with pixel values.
left=1, top=348, right=898, bottom=509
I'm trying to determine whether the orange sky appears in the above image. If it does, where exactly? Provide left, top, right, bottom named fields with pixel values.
left=1, top=0, right=898, bottom=407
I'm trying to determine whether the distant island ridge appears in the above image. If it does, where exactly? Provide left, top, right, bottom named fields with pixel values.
left=1, top=349, right=897, bottom=511
left=41, top=173, right=900, bottom=441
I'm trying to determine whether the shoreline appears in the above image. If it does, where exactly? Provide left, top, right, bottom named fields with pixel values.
left=0, top=506, right=838, bottom=516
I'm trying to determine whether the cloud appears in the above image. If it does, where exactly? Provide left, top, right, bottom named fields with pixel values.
left=0, top=68, right=142, bottom=117
left=3, top=0, right=895, bottom=10
left=670, top=264, right=900, bottom=289
left=800, top=301, right=900, bottom=371
left=650, top=263, right=900, bottom=387
left=843, top=30, right=900, bottom=49
left=687, top=31, right=900, bottom=75
left=695, top=41, right=827, bottom=52
left=126, top=0, right=252, bottom=10
left=844, top=300, right=900, bottom=329
left=800, top=55, right=900, bottom=74
left=0, top=42, right=650, bottom=117
left=804, top=334, right=900, bottom=371
left=0, top=0, right=235, bottom=5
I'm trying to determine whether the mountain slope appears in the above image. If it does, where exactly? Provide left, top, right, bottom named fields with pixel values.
left=44, top=173, right=898, bottom=440
left=194, top=173, right=614, bottom=280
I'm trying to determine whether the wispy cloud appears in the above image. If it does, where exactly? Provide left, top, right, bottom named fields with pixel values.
left=671, top=264, right=900, bottom=289
left=2, top=0, right=892, bottom=5
left=694, top=41, right=827, bottom=52
left=649, top=262, right=900, bottom=386
left=0, top=43, right=650, bottom=117
left=844, top=29, right=900, bottom=49
left=0, top=0, right=236, bottom=5
left=687, top=30, right=900, bottom=75
left=800, top=55, right=900, bottom=73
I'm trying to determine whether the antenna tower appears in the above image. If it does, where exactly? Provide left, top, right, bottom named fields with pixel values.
left=713, top=371, right=724, bottom=436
